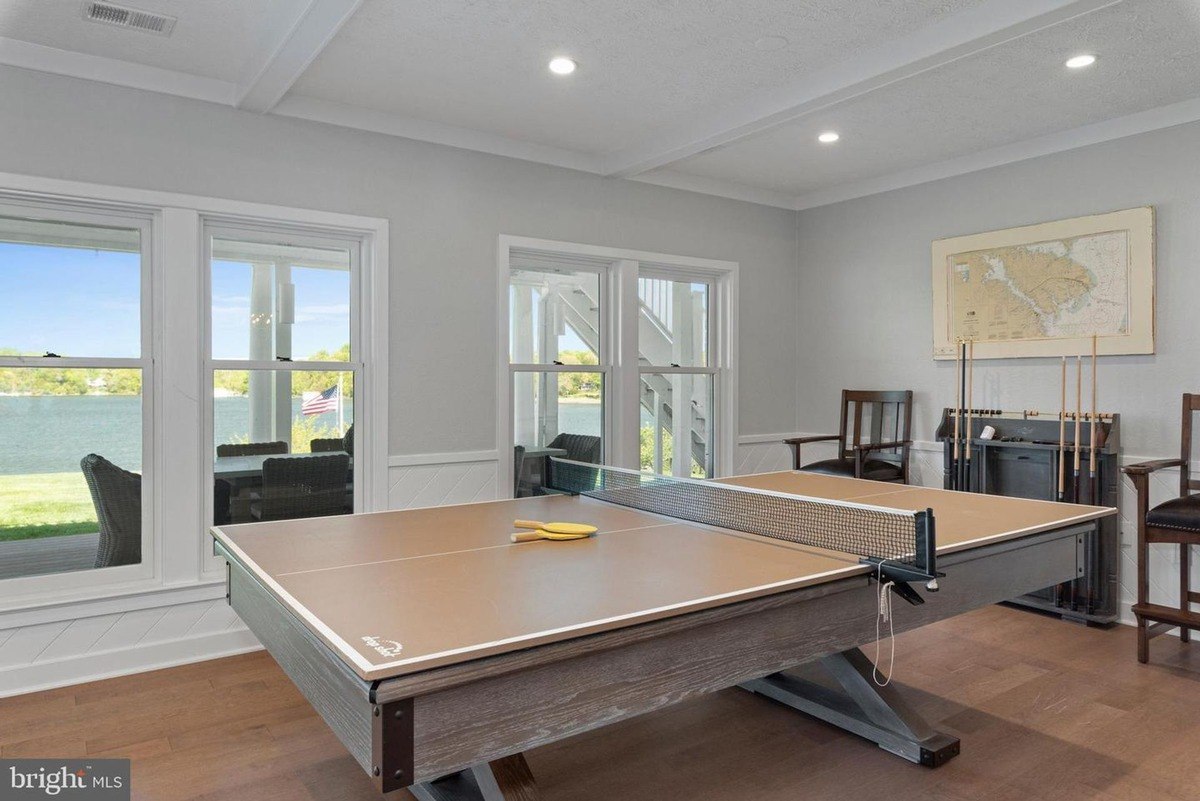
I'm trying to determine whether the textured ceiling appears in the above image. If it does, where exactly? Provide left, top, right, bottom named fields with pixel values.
left=289, top=0, right=987, bottom=155
left=2, top=0, right=1198, bottom=207
left=0, top=0, right=299, bottom=83
left=661, top=0, right=1200, bottom=197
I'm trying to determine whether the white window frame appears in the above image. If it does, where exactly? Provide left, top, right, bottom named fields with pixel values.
left=497, top=235, right=737, bottom=496
left=637, top=265, right=719, bottom=478
left=0, top=171, right=387, bottom=621
left=0, top=196, right=158, bottom=602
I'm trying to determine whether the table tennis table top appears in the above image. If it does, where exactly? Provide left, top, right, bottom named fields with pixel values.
left=212, top=470, right=1114, bottom=682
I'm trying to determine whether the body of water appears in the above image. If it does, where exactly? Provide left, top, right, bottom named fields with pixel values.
left=0, top=395, right=353, bottom=475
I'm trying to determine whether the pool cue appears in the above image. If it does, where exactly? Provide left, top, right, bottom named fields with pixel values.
left=1080, top=352, right=1089, bottom=501
left=1090, top=334, right=1099, bottom=504
left=952, top=340, right=961, bottom=490
left=959, top=340, right=968, bottom=491
left=1058, top=356, right=1066, bottom=501
left=965, top=340, right=974, bottom=492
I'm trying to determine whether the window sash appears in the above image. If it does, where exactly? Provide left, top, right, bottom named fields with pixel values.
left=0, top=198, right=155, bottom=596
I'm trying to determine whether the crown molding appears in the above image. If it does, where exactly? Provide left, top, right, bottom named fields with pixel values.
left=0, top=36, right=234, bottom=104
left=790, top=95, right=1200, bottom=211
left=631, top=170, right=797, bottom=210
left=235, top=0, right=365, bottom=113
left=600, top=0, right=1120, bottom=178
left=271, top=94, right=604, bottom=173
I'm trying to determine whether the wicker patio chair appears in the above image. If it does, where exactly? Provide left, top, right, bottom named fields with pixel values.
left=80, top=454, right=141, bottom=568
left=251, top=454, right=351, bottom=522
left=310, top=438, right=344, bottom=452
left=542, top=433, right=602, bottom=491
left=216, top=441, right=289, bottom=457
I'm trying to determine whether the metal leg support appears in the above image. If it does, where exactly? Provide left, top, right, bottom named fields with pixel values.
left=739, top=648, right=960, bottom=767
left=410, top=755, right=540, bottom=801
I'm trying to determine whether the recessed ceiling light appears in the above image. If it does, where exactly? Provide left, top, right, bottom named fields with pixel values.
left=1065, top=54, right=1096, bottom=69
left=548, top=57, right=577, bottom=75
left=817, top=131, right=840, bottom=144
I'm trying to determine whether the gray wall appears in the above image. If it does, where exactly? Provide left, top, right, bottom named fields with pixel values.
left=794, top=121, right=1200, bottom=458
left=1, top=67, right=799, bottom=455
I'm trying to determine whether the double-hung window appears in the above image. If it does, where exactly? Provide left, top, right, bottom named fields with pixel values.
left=637, top=269, right=716, bottom=478
left=204, top=223, right=363, bottom=532
left=0, top=201, right=154, bottom=588
left=502, top=238, right=736, bottom=496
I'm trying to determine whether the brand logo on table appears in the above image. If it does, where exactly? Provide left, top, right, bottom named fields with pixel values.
left=1, top=760, right=129, bottom=800
left=361, top=635, right=403, bottom=658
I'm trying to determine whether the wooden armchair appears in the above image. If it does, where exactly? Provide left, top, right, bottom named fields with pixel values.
left=1123, top=393, right=1200, bottom=663
left=785, top=390, right=913, bottom=484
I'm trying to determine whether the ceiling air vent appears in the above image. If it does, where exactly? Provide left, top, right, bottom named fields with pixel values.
left=82, top=2, right=176, bottom=36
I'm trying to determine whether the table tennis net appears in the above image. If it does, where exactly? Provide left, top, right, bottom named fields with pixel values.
left=546, top=460, right=936, bottom=577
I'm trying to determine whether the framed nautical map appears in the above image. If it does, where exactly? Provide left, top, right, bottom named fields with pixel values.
left=932, top=207, right=1154, bottom=359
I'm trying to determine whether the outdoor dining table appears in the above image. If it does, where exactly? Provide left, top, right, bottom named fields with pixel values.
left=214, top=450, right=352, bottom=481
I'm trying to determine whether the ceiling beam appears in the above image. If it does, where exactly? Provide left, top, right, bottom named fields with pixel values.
left=235, top=0, right=365, bottom=113
left=600, top=0, right=1122, bottom=178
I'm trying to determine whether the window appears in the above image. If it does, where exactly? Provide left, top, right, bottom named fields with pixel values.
left=501, top=238, right=736, bottom=496
left=508, top=256, right=607, bottom=496
left=205, top=227, right=362, bottom=528
left=0, top=203, right=153, bottom=583
left=637, top=272, right=715, bottom=478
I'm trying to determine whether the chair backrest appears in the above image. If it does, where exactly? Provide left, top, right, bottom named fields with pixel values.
left=1181, top=394, right=1200, bottom=495
left=547, top=433, right=602, bottom=464
left=80, top=454, right=142, bottom=568
left=217, top=441, right=288, bottom=457
left=343, top=424, right=354, bottom=455
left=836, top=390, right=914, bottom=466
left=513, top=445, right=526, bottom=497
left=309, top=438, right=344, bottom=453
left=258, top=454, right=350, bottom=521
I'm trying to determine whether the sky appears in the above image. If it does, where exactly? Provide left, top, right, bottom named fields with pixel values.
left=0, top=243, right=350, bottom=360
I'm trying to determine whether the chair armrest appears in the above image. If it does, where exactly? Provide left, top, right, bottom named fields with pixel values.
left=1122, top=458, right=1184, bottom=477
left=783, top=435, right=841, bottom=445
left=852, top=440, right=910, bottom=453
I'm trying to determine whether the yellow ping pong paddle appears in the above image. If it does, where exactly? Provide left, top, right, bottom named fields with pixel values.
left=510, top=519, right=598, bottom=543
left=510, top=529, right=591, bottom=543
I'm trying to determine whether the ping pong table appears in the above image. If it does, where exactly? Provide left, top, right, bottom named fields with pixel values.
left=212, top=462, right=1115, bottom=800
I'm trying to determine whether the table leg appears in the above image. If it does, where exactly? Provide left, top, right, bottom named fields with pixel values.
left=739, top=648, right=960, bottom=767
left=410, top=754, right=539, bottom=801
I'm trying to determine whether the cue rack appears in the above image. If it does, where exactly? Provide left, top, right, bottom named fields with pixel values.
left=935, top=337, right=1120, bottom=625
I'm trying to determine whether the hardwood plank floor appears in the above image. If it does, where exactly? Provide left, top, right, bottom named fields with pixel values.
left=3, top=605, right=1198, bottom=800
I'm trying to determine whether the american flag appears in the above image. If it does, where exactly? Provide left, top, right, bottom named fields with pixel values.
left=301, top=384, right=339, bottom=416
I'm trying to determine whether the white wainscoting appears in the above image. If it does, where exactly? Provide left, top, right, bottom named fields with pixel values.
left=0, top=594, right=258, bottom=698
left=387, top=451, right=502, bottom=508
left=738, top=433, right=1196, bottom=631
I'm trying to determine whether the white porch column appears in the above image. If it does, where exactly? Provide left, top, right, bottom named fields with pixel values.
left=512, top=286, right=535, bottom=446
left=248, top=261, right=274, bottom=442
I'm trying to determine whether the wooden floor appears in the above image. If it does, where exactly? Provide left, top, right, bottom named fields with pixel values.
left=3, top=605, right=1199, bottom=800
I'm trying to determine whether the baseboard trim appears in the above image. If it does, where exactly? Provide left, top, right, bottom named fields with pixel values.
left=0, top=626, right=262, bottom=699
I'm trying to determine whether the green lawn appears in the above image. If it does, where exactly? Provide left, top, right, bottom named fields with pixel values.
left=0, top=472, right=97, bottom=541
